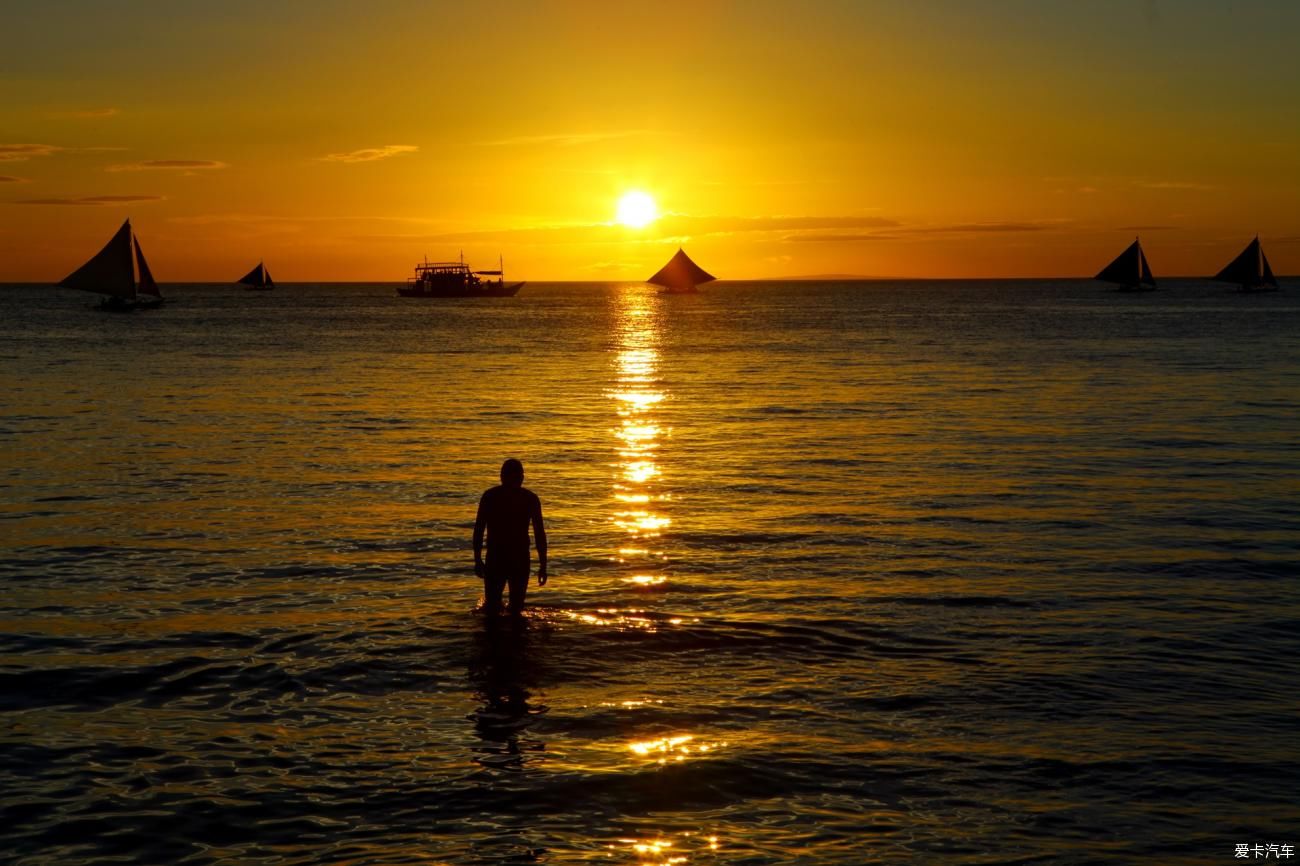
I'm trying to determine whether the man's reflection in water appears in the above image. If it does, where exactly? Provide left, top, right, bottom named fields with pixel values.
left=467, top=621, right=547, bottom=770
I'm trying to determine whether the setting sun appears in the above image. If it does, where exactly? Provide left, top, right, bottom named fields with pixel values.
left=615, top=191, right=659, bottom=229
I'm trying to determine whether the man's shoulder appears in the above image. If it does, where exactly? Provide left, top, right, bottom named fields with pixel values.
left=521, top=486, right=541, bottom=503
left=480, top=485, right=504, bottom=501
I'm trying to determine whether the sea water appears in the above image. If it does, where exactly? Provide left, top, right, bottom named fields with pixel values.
left=2, top=280, right=1297, bottom=864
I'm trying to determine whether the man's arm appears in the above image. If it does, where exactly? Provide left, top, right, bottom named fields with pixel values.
left=473, top=493, right=487, bottom=578
left=532, top=496, right=548, bottom=585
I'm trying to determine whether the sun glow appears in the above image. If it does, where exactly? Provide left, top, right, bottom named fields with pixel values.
left=616, top=191, right=659, bottom=228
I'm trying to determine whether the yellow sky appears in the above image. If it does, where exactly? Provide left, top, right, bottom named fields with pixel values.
left=1, top=1, right=1297, bottom=281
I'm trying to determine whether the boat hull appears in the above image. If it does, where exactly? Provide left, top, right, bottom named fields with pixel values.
left=96, top=295, right=165, bottom=312
left=397, top=281, right=524, bottom=298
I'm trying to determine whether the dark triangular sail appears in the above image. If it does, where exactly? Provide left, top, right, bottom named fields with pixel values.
left=59, top=219, right=137, bottom=298
left=134, top=236, right=161, bottom=297
left=238, top=262, right=267, bottom=286
left=1095, top=239, right=1155, bottom=288
left=263, top=266, right=274, bottom=288
left=1214, top=237, right=1277, bottom=289
left=647, top=248, right=717, bottom=291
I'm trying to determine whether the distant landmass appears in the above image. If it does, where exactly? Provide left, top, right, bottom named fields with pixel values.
left=751, top=273, right=881, bottom=281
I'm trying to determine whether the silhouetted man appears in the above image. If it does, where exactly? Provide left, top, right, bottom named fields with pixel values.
left=474, top=459, right=547, bottom=616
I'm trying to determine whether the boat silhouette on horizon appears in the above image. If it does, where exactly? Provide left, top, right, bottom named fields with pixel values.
left=58, top=218, right=166, bottom=311
left=1212, top=237, right=1279, bottom=293
left=1095, top=237, right=1157, bottom=292
left=238, top=261, right=275, bottom=291
left=397, top=254, right=523, bottom=298
left=648, top=247, right=716, bottom=294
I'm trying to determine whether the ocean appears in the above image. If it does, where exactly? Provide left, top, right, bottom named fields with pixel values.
left=2, top=279, right=1297, bottom=865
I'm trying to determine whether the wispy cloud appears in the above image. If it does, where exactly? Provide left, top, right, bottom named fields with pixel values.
left=785, top=233, right=902, bottom=243
left=679, top=215, right=900, bottom=234
left=0, top=143, right=62, bottom=162
left=905, top=222, right=1053, bottom=234
left=1139, top=180, right=1215, bottom=191
left=353, top=214, right=905, bottom=247
left=0, top=175, right=30, bottom=183
left=15, top=194, right=164, bottom=206
left=48, top=107, right=120, bottom=119
left=483, top=130, right=659, bottom=147
left=320, top=145, right=418, bottom=163
left=107, top=159, right=227, bottom=172
left=167, top=212, right=434, bottom=226
left=784, top=221, right=1059, bottom=244
left=1118, top=225, right=1177, bottom=231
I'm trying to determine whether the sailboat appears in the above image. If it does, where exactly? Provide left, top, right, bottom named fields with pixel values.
left=58, top=218, right=164, bottom=311
left=1212, top=236, right=1279, bottom=293
left=237, top=261, right=275, bottom=290
left=1095, top=237, right=1157, bottom=292
left=647, top=247, right=716, bottom=294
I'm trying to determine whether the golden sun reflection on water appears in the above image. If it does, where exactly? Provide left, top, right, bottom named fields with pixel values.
left=609, top=284, right=671, bottom=583
left=561, top=608, right=693, bottom=631
left=627, top=734, right=730, bottom=764
left=607, top=831, right=724, bottom=865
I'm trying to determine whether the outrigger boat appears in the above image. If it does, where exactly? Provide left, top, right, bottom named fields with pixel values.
left=397, top=253, right=523, bottom=298
left=58, top=218, right=165, bottom=311
left=1095, top=237, right=1157, bottom=292
left=237, top=261, right=274, bottom=290
left=1212, top=236, right=1279, bottom=293
left=647, top=247, right=716, bottom=294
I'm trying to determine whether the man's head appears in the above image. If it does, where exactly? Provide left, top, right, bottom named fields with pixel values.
left=500, top=458, right=524, bottom=487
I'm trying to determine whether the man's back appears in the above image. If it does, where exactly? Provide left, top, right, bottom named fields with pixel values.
left=478, top=484, right=542, bottom=556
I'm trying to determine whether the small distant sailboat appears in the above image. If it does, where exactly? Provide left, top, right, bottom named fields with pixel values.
left=1212, top=236, right=1279, bottom=293
left=237, top=261, right=274, bottom=291
left=1095, top=237, right=1157, bottom=292
left=59, top=218, right=164, bottom=311
left=648, top=247, right=716, bottom=294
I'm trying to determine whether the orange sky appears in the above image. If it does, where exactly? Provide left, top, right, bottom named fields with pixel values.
left=1, top=0, right=1297, bottom=281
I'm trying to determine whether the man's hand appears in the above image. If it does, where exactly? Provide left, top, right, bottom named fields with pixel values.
left=537, top=567, right=548, bottom=586
left=474, top=560, right=485, bottom=578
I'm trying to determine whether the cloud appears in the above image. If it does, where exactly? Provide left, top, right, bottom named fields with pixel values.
left=676, top=215, right=900, bottom=235
left=484, top=130, right=659, bottom=147
left=320, top=145, right=418, bottom=163
left=1139, top=180, right=1215, bottom=191
left=353, top=214, right=904, bottom=247
left=15, top=195, right=164, bottom=206
left=1117, top=225, right=1176, bottom=232
left=0, top=143, right=62, bottom=162
left=49, top=107, right=119, bottom=119
left=167, top=212, right=433, bottom=226
left=0, top=175, right=30, bottom=183
left=107, top=159, right=227, bottom=172
left=783, top=221, right=1059, bottom=243
left=582, top=261, right=640, bottom=272
left=903, top=222, right=1052, bottom=234
left=785, top=233, right=902, bottom=243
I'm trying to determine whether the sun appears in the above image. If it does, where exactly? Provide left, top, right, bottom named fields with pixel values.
left=616, top=191, right=659, bottom=228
